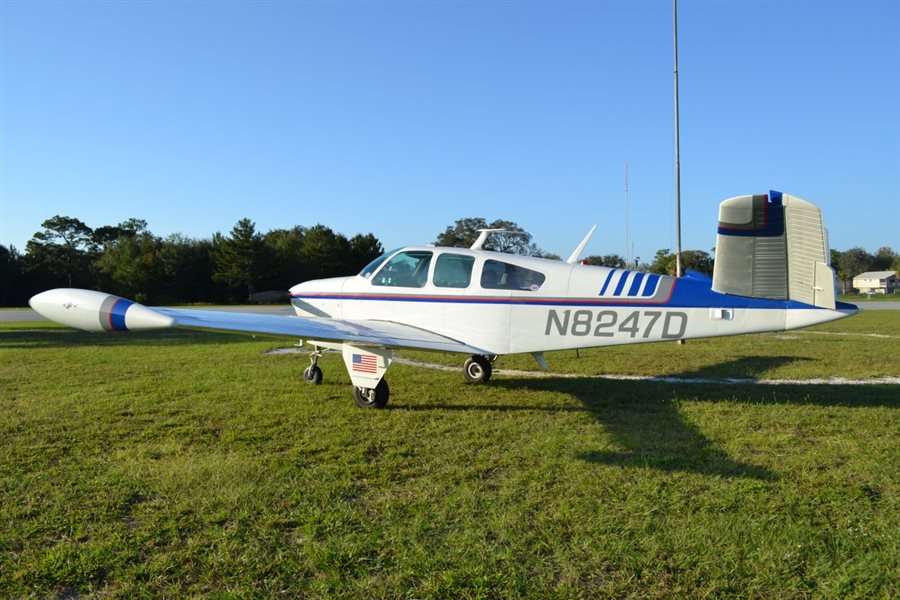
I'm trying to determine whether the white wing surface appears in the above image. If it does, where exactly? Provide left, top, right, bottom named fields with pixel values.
left=28, top=288, right=490, bottom=355
left=156, top=307, right=489, bottom=354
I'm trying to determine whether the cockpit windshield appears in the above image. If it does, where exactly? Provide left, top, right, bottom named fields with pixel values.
left=372, top=250, right=433, bottom=288
left=359, top=249, right=400, bottom=279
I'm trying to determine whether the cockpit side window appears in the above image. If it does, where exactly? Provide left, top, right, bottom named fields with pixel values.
left=372, top=250, right=433, bottom=288
left=433, top=254, right=475, bottom=289
left=480, top=259, right=546, bottom=291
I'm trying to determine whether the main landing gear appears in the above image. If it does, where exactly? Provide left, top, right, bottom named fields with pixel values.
left=302, top=345, right=391, bottom=408
left=302, top=347, right=494, bottom=409
left=353, top=379, right=390, bottom=409
left=463, top=354, right=495, bottom=383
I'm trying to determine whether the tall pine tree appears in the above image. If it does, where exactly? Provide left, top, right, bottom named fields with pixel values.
left=212, top=218, right=271, bottom=301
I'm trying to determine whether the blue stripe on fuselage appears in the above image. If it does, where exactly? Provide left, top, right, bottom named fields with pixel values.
left=612, top=271, right=630, bottom=296
left=641, top=274, right=660, bottom=296
left=599, top=269, right=617, bottom=296
left=292, top=278, right=819, bottom=310
left=627, top=272, right=645, bottom=296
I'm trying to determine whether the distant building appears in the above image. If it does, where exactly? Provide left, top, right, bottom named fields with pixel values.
left=852, top=271, right=898, bottom=295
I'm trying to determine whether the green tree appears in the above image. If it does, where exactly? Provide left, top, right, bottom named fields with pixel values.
left=871, top=247, right=896, bottom=271
left=836, top=247, right=873, bottom=291
left=212, top=218, right=271, bottom=301
left=156, top=234, right=221, bottom=303
left=299, top=225, right=353, bottom=281
left=23, top=215, right=97, bottom=288
left=92, top=218, right=149, bottom=250
left=681, top=250, right=714, bottom=276
left=262, top=226, right=308, bottom=288
left=348, top=233, right=384, bottom=271
left=647, top=249, right=713, bottom=276
left=584, top=254, right=626, bottom=268
left=649, top=249, right=676, bottom=275
left=261, top=227, right=383, bottom=288
left=830, top=249, right=842, bottom=269
left=95, top=220, right=163, bottom=303
left=435, top=217, right=546, bottom=256
left=0, top=245, right=24, bottom=306
left=435, top=217, right=488, bottom=248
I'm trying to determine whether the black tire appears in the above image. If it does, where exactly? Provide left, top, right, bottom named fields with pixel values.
left=353, top=378, right=389, bottom=408
left=303, top=365, right=323, bottom=385
left=463, top=355, right=492, bottom=383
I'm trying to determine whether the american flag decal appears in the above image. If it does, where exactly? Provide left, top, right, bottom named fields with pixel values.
left=352, top=353, right=378, bottom=374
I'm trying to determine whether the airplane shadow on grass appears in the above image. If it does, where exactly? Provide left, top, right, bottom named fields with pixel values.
left=0, top=328, right=255, bottom=350
left=493, top=375, right=780, bottom=481
left=427, top=356, right=899, bottom=481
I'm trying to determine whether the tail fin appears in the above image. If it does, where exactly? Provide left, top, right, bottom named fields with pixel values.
left=712, top=191, right=836, bottom=309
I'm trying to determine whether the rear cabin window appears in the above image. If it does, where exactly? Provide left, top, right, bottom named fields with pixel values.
left=433, top=254, right=475, bottom=288
left=480, top=259, right=546, bottom=291
left=372, top=250, right=433, bottom=288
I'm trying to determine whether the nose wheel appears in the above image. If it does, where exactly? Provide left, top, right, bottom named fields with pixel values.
left=303, top=365, right=323, bottom=384
left=463, top=355, right=493, bottom=383
left=303, top=346, right=325, bottom=385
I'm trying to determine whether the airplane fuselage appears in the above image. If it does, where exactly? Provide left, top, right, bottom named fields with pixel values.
left=289, top=246, right=856, bottom=357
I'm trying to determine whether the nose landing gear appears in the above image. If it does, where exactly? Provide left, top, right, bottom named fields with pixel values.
left=303, top=346, right=325, bottom=385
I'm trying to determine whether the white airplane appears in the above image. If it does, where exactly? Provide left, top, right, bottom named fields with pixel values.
left=29, top=191, right=858, bottom=408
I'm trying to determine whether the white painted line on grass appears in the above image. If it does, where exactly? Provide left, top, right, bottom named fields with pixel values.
left=265, top=347, right=899, bottom=386
left=791, top=331, right=897, bottom=339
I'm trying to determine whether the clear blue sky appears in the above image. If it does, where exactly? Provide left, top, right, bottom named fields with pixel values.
left=2, top=0, right=898, bottom=265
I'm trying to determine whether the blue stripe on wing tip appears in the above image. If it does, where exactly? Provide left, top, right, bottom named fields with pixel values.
left=109, top=298, right=133, bottom=331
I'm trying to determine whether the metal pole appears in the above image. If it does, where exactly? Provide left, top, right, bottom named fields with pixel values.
left=673, top=0, right=683, bottom=278
left=624, top=161, right=629, bottom=265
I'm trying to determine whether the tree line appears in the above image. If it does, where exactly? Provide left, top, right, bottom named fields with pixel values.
left=0, top=216, right=383, bottom=306
left=829, top=246, right=900, bottom=292
left=2, top=215, right=896, bottom=306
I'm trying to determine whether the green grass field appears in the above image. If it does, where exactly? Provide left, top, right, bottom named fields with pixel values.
left=839, top=293, right=899, bottom=302
left=1, top=313, right=898, bottom=598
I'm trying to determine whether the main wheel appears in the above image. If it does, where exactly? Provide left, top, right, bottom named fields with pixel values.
left=463, top=355, right=492, bottom=383
left=303, top=365, right=323, bottom=385
left=353, top=378, right=389, bottom=408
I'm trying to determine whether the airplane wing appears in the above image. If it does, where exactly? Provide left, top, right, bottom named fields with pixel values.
left=28, top=288, right=491, bottom=355
left=155, top=307, right=490, bottom=354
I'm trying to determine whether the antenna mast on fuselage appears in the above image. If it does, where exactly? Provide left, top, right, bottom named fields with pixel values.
left=470, top=229, right=507, bottom=251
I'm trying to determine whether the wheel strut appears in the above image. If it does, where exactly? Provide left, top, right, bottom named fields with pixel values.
left=303, top=346, right=324, bottom=385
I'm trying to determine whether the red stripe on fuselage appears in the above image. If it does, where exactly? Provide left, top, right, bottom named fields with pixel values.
left=291, top=281, right=676, bottom=307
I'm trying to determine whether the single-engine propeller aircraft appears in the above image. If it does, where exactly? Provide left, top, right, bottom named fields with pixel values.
left=30, top=191, right=858, bottom=408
